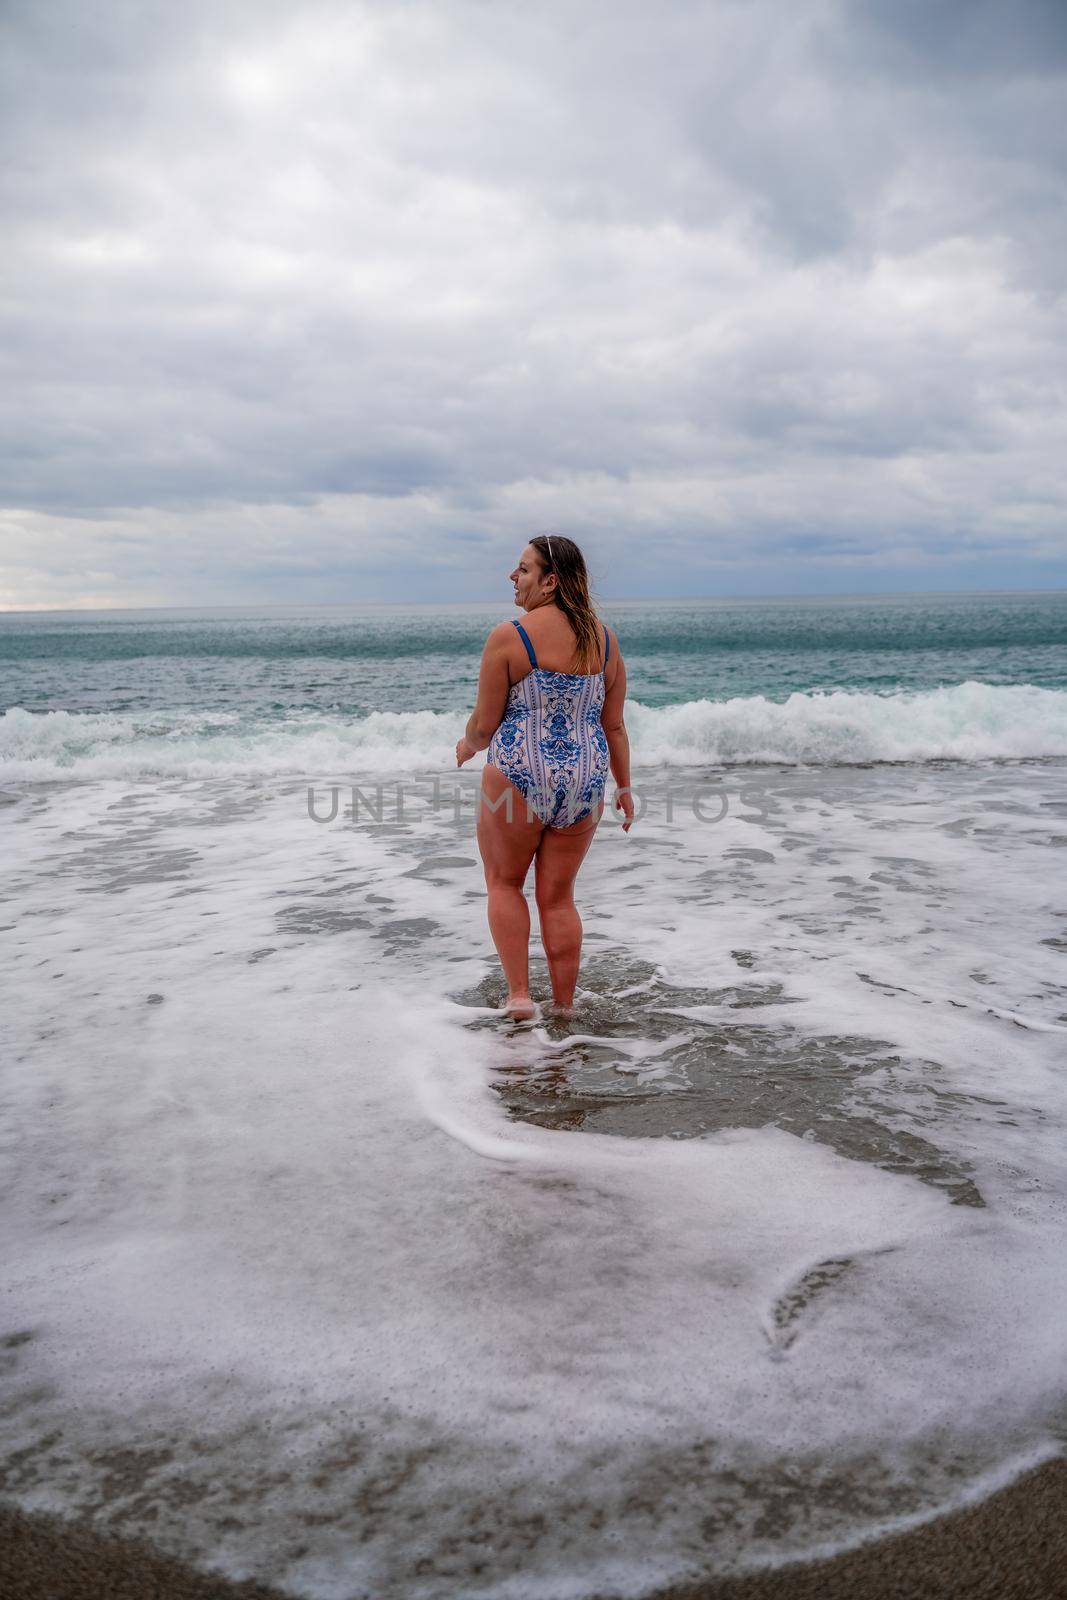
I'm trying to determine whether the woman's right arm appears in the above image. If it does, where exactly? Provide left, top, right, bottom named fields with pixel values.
left=601, top=635, right=634, bottom=831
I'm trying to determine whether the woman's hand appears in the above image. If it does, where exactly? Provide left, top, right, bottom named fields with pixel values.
left=614, top=787, right=635, bottom=832
left=456, top=736, right=478, bottom=768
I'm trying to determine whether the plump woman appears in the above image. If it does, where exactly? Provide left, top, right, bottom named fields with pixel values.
left=455, top=535, right=633, bottom=1020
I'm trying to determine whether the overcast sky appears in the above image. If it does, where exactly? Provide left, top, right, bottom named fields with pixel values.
left=2, top=0, right=1066, bottom=609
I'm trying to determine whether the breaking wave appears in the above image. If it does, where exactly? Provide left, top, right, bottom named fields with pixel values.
left=3, top=681, right=1067, bottom=781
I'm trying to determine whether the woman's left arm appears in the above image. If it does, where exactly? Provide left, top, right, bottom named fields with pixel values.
left=456, top=624, right=512, bottom=766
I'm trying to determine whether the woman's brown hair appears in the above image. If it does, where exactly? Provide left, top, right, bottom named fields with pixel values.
left=529, top=534, right=605, bottom=673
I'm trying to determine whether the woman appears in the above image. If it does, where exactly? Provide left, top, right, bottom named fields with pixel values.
left=455, top=534, right=634, bottom=1021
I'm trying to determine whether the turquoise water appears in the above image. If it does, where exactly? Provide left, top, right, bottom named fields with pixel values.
left=2, top=591, right=1066, bottom=776
left=2, top=592, right=1066, bottom=716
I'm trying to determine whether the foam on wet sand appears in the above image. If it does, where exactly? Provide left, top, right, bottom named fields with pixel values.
left=3, top=760, right=1066, bottom=1597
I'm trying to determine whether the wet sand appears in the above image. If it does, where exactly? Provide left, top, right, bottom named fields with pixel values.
left=2, top=1454, right=1065, bottom=1600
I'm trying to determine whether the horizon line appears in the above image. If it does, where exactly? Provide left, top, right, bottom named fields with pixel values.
left=4, top=584, right=1067, bottom=616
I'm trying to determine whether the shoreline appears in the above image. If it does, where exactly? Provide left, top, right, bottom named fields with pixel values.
left=3, top=1454, right=1065, bottom=1600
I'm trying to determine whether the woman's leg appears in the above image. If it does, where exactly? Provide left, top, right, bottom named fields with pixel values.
left=533, top=803, right=603, bottom=1008
left=476, top=765, right=544, bottom=1007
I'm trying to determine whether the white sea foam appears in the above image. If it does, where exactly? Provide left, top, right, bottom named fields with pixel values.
left=3, top=679, right=1067, bottom=781
left=3, top=761, right=1066, bottom=1596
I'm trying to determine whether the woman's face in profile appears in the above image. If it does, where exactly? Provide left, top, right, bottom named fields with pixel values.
left=509, top=544, right=544, bottom=609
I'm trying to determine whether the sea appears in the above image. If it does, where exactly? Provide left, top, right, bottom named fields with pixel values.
left=3, top=591, right=1067, bottom=1599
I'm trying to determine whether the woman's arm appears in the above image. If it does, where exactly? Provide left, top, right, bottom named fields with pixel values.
left=456, top=624, right=513, bottom=765
left=600, top=635, right=634, bottom=830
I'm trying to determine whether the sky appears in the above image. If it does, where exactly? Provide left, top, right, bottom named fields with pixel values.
left=2, top=0, right=1066, bottom=609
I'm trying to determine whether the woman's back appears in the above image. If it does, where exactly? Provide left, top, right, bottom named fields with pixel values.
left=488, top=617, right=609, bottom=830
left=506, top=607, right=613, bottom=678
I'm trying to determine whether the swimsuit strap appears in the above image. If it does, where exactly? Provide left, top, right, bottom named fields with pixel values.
left=513, top=617, right=610, bottom=672
left=512, top=619, right=538, bottom=668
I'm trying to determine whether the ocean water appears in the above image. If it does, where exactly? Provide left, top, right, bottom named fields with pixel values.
left=3, top=592, right=1067, bottom=1597
left=3, top=592, right=1067, bottom=775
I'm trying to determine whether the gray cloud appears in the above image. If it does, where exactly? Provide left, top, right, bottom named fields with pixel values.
left=1, top=0, right=1065, bottom=606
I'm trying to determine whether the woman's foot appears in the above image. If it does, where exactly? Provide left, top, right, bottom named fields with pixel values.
left=546, top=999, right=577, bottom=1021
left=502, top=993, right=537, bottom=1021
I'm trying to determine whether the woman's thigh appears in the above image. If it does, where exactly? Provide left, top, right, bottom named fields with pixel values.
left=477, top=764, right=544, bottom=885
left=533, top=800, right=604, bottom=901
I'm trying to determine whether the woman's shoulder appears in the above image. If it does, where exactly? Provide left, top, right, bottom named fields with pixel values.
left=483, top=619, right=520, bottom=650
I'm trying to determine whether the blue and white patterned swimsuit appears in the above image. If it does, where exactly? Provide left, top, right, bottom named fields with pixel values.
left=486, top=619, right=611, bottom=829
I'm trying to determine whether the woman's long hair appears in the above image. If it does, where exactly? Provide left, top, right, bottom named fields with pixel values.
left=529, top=534, right=604, bottom=672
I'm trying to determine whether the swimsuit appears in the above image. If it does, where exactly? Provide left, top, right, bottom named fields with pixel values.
left=486, top=619, right=611, bottom=829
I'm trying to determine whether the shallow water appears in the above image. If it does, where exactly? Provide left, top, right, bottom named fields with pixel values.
left=3, top=756, right=1066, bottom=1597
